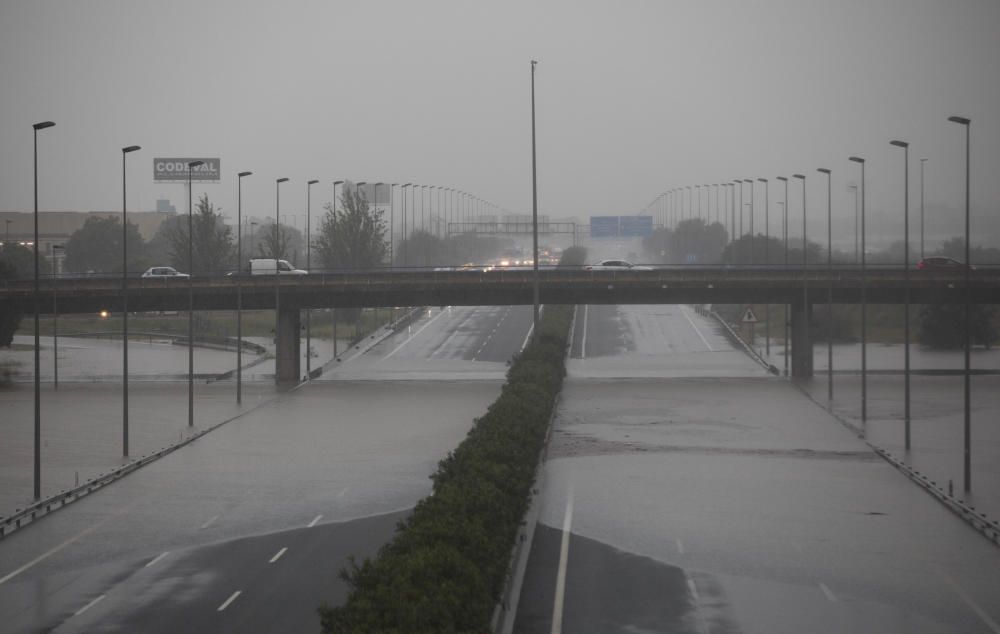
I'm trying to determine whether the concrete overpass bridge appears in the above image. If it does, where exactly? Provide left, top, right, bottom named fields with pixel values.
left=3, top=266, right=997, bottom=382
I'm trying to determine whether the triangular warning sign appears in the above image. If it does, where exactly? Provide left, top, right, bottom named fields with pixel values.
left=741, top=307, right=758, bottom=323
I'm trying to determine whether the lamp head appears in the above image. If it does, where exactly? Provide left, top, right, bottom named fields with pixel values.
left=776, top=176, right=787, bottom=182
left=757, top=178, right=767, bottom=183
left=239, top=171, right=253, bottom=178
left=817, top=168, right=831, bottom=174
left=188, top=160, right=204, bottom=168
left=33, top=121, right=55, bottom=130
left=122, top=145, right=141, bottom=154
left=848, top=156, right=865, bottom=164
left=792, top=174, right=805, bottom=180
left=947, top=115, right=970, bottom=126
left=333, top=180, right=345, bottom=185
left=889, top=140, right=908, bottom=148
left=308, top=179, right=319, bottom=185
left=276, top=177, right=289, bottom=183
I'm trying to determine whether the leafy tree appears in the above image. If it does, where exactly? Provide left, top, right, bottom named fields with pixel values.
left=396, top=230, right=443, bottom=267
left=315, top=189, right=387, bottom=270
left=0, top=252, right=23, bottom=346
left=721, top=233, right=823, bottom=266
left=164, top=194, right=234, bottom=274
left=664, top=218, right=728, bottom=264
left=919, top=303, right=997, bottom=349
left=641, top=227, right=672, bottom=263
left=0, top=242, right=50, bottom=278
left=63, top=216, right=146, bottom=274
left=256, top=222, right=305, bottom=265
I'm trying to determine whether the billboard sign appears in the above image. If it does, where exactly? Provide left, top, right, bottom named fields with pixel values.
left=154, top=158, right=221, bottom=182
left=619, top=215, right=653, bottom=237
left=590, top=216, right=619, bottom=238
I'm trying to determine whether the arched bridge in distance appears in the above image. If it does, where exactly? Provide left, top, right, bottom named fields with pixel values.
left=3, top=266, right=998, bottom=383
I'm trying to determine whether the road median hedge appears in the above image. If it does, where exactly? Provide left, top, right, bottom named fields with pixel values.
left=319, top=302, right=574, bottom=633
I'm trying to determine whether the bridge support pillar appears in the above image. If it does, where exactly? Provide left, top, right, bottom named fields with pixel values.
left=791, top=300, right=813, bottom=378
left=276, top=304, right=301, bottom=385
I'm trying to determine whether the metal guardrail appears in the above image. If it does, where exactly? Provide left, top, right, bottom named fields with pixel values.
left=0, top=407, right=252, bottom=540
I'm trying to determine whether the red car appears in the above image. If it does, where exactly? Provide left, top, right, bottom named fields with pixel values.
left=916, top=257, right=975, bottom=270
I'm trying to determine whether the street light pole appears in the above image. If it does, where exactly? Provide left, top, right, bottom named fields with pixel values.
left=890, top=140, right=912, bottom=449
left=236, top=171, right=252, bottom=404
left=121, top=144, right=140, bottom=457
left=793, top=173, right=806, bottom=381
left=848, top=185, right=859, bottom=263
left=759, top=178, right=770, bottom=356
left=920, top=158, right=927, bottom=260
left=186, top=160, right=204, bottom=428
left=818, top=168, right=833, bottom=403
left=777, top=176, right=789, bottom=376
left=849, top=156, right=867, bottom=432
left=32, top=120, right=54, bottom=501
left=306, top=179, right=318, bottom=379
left=744, top=179, right=754, bottom=264
left=530, top=59, right=540, bottom=336
left=275, top=177, right=289, bottom=384
left=947, top=115, right=972, bottom=492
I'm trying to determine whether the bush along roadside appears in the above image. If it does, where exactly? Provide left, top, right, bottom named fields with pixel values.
left=319, top=303, right=575, bottom=633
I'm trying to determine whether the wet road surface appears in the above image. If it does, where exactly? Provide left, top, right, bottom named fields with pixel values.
left=0, top=305, right=531, bottom=633
left=514, top=304, right=1000, bottom=633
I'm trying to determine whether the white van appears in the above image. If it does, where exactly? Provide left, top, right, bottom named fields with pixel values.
left=249, top=258, right=307, bottom=275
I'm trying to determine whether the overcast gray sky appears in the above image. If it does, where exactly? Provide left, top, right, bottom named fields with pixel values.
left=2, top=0, right=998, bottom=249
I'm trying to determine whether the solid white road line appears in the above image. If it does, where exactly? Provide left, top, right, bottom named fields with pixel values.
left=74, top=594, right=105, bottom=616
left=307, top=514, right=323, bottom=528
left=144, top=552, right=170, bottom=568
left=550, top=486, right=575, bottom=634
left=385, top=308, right=449, bottom=359
left=199, top=515, right=219, bottom=530
left=269, top=547, right=288, bottom=564
left=941, top=571, right=1000, bottom=633
left=680, top=305, right=714, bottom=352
left=520, top=323, right=534, bottom=353
left=217, top=590, right=242, bottom=612
left=675, top=538, right=685, bottom=555
left=581, top=305, right=589, bottom=359
left=818, top=582, right=838, bottom=603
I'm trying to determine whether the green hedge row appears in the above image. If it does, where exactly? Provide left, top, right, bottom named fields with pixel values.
left=319, top=302, right=575, bottom=633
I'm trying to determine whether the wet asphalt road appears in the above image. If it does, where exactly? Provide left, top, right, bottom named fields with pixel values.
left=514, top=304, right=1000, bottom=633
left=0, top=305, right=533, bottom=633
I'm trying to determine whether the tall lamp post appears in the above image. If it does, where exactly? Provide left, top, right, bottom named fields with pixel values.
left=121, top=144, right=140, bottom=457
left=890, top=140, right=912, bottom=448
left=848, top=185, right=859, bottom=263
left=777, top=176, right=789, bottom=375
left=32, top=120, right=54, bottom=501
left=331, top=180, right=344, bottom=357
left=52, top=243, right=62, bottom=389
left=186, top=161, right=204, bottom=428
left=919, top=158, right=928, bottom=260
left=306, top=179, right=318, bottom=379
left=818, top=168, right=833, bottom=403
left=792, top=174, right=806, bottom=380
left=400, top=183, right=411, bottom=265
left=848, top=156, right=867, bottom=431
left=743, top=179, right=754, bottom=263
left=236, top=171, right=252, bottom=404
left=759, top=178, right=770, bottom=356
left=530, top=59, right=540, bottom=336
left=274, top=177, right=289, bottom=384
left=947, top=115, right=971, bottom=492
